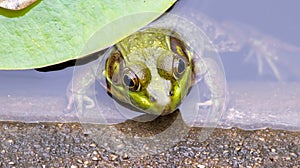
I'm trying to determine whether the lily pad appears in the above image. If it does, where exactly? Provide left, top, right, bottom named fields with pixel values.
left=0, top=0, right=176, bottom=69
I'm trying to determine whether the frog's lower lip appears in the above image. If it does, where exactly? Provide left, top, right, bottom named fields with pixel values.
left=161, top=105, right=174, bottom=116
left=144, top=105, right=173, bottom=116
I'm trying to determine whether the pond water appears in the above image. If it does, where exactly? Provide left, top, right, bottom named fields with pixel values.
left=0, top=0, right=300, bottom=131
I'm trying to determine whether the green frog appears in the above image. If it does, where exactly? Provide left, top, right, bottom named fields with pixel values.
left=65, top=27, right=226, bottom=116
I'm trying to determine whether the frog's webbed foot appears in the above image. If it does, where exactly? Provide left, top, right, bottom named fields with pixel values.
left=64, top=61, right=100, bottom=116
left=245, top=38, right=282, bottom=80
left=245, top=35, right=300, bottom=81
left=64, top=93, right=95, bottom=115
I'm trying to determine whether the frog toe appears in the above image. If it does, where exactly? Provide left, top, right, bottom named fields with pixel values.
left=64, top=94, right=95, bottom=115
left=63, top=95, right=75, bottom=113
left=82, top=95, right=95, bottom=109
left=245, top=39, right=282, bottom=80
left=196, top=100, right=213, bottom=109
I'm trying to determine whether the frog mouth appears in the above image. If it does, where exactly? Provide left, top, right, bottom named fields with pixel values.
left=112, top=96, right=177, bottom=116
left=149, top=103, right=177, bottom=116
left=161, top=105, right=174, bottom=115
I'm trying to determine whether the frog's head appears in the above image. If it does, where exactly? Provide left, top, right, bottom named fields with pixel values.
left=104, top=34, right=194, bottom=115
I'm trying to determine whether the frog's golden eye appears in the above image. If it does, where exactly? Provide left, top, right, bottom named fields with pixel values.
left=122, top=70, right=141, bottom=92
left=173, top=57, right=186, bottom=79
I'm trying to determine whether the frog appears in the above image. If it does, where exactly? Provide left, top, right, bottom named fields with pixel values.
left=60, top=6, right=298, bottom=122
left=65, top=8, right=300, bottom=117
left=65, top=26, right=226, bottom=116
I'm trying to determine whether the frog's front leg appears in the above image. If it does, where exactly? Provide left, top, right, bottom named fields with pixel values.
left=65, top=90, right=95, bottom=113
left=195, top=57, right=227, bottom=119
left=64, top=63, right=98, bottom=115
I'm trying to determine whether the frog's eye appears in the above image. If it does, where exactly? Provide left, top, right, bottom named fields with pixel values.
left=173, top=57, right=186, bottom=79
left=122, top=70, right=141, bottom=92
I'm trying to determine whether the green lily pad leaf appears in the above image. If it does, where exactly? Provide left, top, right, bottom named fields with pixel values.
left=0, top=0, right=176, bottom=69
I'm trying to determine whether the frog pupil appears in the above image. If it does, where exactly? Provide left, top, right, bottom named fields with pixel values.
left=177, top=59, right=185, bottom=74
left=123, top=74, right=134, bottom=88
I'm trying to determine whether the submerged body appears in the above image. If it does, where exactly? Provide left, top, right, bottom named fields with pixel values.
left=66, top=9, right=300, bottom=116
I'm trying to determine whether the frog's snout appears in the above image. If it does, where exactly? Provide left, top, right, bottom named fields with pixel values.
left=148, top=88, right=170, bottom=104
left=149, top=92, right=170, bottom=105
left=146, top=78, right=172, bottom=112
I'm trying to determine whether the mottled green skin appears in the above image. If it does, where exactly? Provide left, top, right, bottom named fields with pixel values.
left=66, top=28, right=225, bottom=116
left=66, top=29, right=196, bottom=115
left=105, top=29, right=194, bottom=115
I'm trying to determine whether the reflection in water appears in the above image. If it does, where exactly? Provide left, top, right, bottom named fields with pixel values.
left=0, top=0, right=300, bottom=131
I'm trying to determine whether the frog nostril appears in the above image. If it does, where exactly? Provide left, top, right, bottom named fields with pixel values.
left=149, top=96, right=157, bottom=102
left=169, top=90, right=174, bottom=96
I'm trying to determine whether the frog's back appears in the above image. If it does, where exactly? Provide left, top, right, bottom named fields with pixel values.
left=116, top=29, right=171, bottom=56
